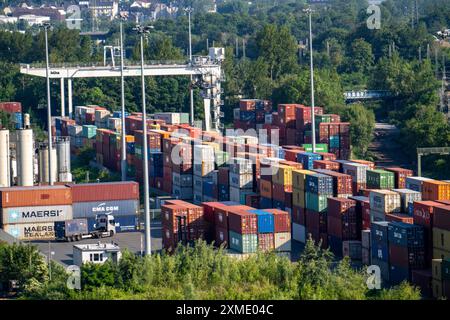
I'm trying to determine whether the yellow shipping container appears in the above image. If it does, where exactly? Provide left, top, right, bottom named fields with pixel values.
left=432, top=259, right=442, bottom=281
left=433, top=228, right=450, bottom=252
left=273, top=165, right=293, bottom=186
left=432, top=279, right=443, bottom=299
left=293, top=189, right=306, bottom=208
left=423, top=180, right=450, bottom=201
left=292, top=169, right=314, bottom=190
left=149, top=124, right=160, bottom=130
left=125, top=135, right=135, bottom=143
left=433, top=247, right=450, bottom=260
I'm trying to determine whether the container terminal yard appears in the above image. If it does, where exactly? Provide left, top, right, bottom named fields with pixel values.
left=1, top=95, right=450, bottom=299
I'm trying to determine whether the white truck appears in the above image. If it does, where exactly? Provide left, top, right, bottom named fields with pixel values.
left=54, top=214, right=116, bottom=242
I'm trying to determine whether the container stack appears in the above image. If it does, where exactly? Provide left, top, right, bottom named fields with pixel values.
left=312, top=169, right=353, bottom=198
left=383, top=167, right=413, bottom=189
left=0, top=186, right=73, bottom=241
left=228, top=210, right=258, bottom=253
left=233, top=99, right=272, bottom=131
left=431, top=258, right=450, bottom=299
left=432, top=205, right=450, bottom=261
left=193, top=144, right=216, bottom=203
left=388, top=222, right=425, bottom=285
left=171, top=140, right=194, bottom=200
left=305, top=173, right=333, bottom=247
left=271, top=163, right=293, bottom=210
left=366, top=169, right=395, bottom=190
left=369, top=190, right=401, bottom=222
left=161, top=200, right=207, bottom=251
left=371, top=221, right=391, bottom=282
left=361, top=229, right=371, bottom=265
left=297, top=152, right=322, bottom=170
left=342, top=162, right=368, bottom=195
left=229, top=157, right=253, bottom=204
left=327, top=197, right=361, bottom=258
left=291, top=169, right=313, bottom=243
left=68, top=182, right=140, bottom=233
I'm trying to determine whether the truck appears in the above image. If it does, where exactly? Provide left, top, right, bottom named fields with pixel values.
left=54, top=214, right=116, bottom=242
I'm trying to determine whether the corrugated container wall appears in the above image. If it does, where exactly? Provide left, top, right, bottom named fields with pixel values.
left=0, top=186, right=72, bottom=208
left=68, top=182, right=139, bottom=202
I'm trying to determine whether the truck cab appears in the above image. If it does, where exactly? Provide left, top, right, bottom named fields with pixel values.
left=94, top=214, right=116, bottom=237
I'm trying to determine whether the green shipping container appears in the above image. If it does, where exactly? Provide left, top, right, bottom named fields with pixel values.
left=82, top=125, right=97, bottom=139
left=302, top=144, right=329, bottom=153
left=229, top=231, right=258, bottom=253
left=215, top=150, right=229, bottom=167
left=315, top=115, right=332, bottom=127
left=366, top=169, right=395, bottom=189
left=306, top=192, right=330, bottom=212
left=179, top=113, right=190, bottom=124
left=135, top=144, right=143, bottom=159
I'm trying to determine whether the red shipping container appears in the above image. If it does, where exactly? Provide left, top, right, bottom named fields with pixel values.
left=202, top=202, right=227, bottom=223
left=265, top=209, right=291, bottom=233
left=316, top=152, right=337, bottom=161
left=246, top=194, right=260, bottom=209
left=306, top=209, right=327, bottom=233
left=292, top=206, right=306, bottom=225
left=389, top=244, right=425, bottom=269
left=260, top=179, right=272, bottom=199
left=413, top=201, right=444, bottom=228
left=68, top=181, right=139, bottom=202
left=279, top=160, right=303, bottom=170
left=228, top=210, right=258, bottom=234
left=362, top=201, right=371, bottom=230
left=313, top=160, right=340, bottom=171
left=273, top=183, right=289, bottom=201
left=433, top=205, right=450, bottom=231
left=383, top=167, right=413, bottom=189
left=258, top=233, right=275, bottom=252
left=215, top=226, right=229, bottom=248
left=214, top=205, right=252, bottom=230
left=240, top=99, right=256, bottom=111
left=0, top=185, right=72, bottom=208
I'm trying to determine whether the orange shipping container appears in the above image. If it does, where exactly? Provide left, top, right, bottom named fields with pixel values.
left=0, top=186, right=72, bottom=208
left=68, top=181, right=139, bottom=202
left=422, top=180, right=450, bottom=201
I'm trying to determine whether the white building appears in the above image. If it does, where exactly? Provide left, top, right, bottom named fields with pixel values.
left=18, top=14, right=50, bottom=26
left=73, top=242, right=122, bottom=266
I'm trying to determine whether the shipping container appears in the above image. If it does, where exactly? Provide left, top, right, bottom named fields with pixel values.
left=422, top=180, right=450, bottom=201
left=68, top=182, right=139, bottom=203
left=0, top=186, right=72, bottom=208
left=292, top=223, right=306, bottom=243
left=343, top=240, right=362, bottom=260
left=433, top=206, right=450, bottom=231
left=406, top=176, right=433, bottom=192
left=369, top=190, right=401, bottom=214
left=1, top=205, right=73, bottom=224
left=72, top=200, right=139, bottom=219
left=229, top=231, right=258, bottom=253
left=3, top=222, right=55, bottom=240
left=258, top=233, right=275, bottom=252
left=433, top=228, right=450, bottom=252
left=388, top=222, right=424, bottom=247
left=366, top=169, right=395, bottom=189
left=383, top=167, right=413, bottom=189
left=228, top=210, right=258, bottom=234
left=274, top=232, right=291, bottom=252
left=248, top=209, right=274, bottom=233
left=393, top=189, right=422, bottom=213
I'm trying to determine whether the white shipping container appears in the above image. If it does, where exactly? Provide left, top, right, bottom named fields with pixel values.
left=194, top=145, right=215, bottom=161
left=343, top=163, right=368, bottom=183
left=230, top=186, right=241, bottom=203
left=108, top=117, right=122, bottom=131
left=274, top=232, right=291, bottom=252
left=4, top=222, right=55, bottom=240
left=292, top=223, right=306, bottom=243
left=229, top=157, right=253, bottom=174
left=1, top=205, right=73, bottom=224
left=406, top=176, right=433, bottom=192
left=393, top=188, right=422, bottom=212
left=229, top=172, right=253, bottom=189
left=154, top=112, right=180, bottom=124
left=370, top=190, right=401, bottom=213
left=68, top=124, right=83, bottom=137
left=95, top=109, right=110, bottom=122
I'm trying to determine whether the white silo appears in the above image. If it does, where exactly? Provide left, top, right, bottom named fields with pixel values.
left=0, top=129, right=10, bottom=187
left=16, top=129, right=34, bottom=186
left=38, top=144, right=58, bottom=184
left=56, top=137, right=72, bottom=182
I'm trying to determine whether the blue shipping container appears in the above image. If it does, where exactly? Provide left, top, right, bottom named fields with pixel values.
left=305, top=173, right=333, bottom=194
left=297, top=152, right=322, bottom=170
left=328, top=235, right=343, bottom=257
left=203, top=181, right=215, bottom=198
left=259, top=197, right=273, bottom=209
left=218, top=184, right=229, bottom=201
left=388, top=222, right=424, bottom=247
left=371, top=221, right=390, bottom=244
left=389, top=265, right=410, bottom=285
left=248, top=210, right=274, bottom=233
left=272, top=199, right=285, bottom=210
left=371, top=242, right=389, bottom=262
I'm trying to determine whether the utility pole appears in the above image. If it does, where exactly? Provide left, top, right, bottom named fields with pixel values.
left=134, top=24, right=153, bottom=256
left=235, top=38, right=239, bottom=58
left=40, top=22, right=54, bottom=186
left=419, top=46, right=422, bottom=64
left=326, top=40, right=330, bottom=57
left=242, top=38, right=246, bottom=59
left=206, top=38, right=209, bottom=51
left=304, top=6, right=316, bottom=153
left=185, top=7, right=194, bottom=126
left=427, top=43, right=430, bottom=60
left=119, top=15, right=127, bottom=182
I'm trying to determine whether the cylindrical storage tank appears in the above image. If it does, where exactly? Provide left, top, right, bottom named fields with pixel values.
left=0, top=129, right=10, bottom=187
left=38, top=145, right=58, bottom=184
left=56, top=138, right=71, bottom=182
left=16, top=129, right=34, bottom=186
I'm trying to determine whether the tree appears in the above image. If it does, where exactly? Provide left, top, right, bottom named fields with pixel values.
left=341, top=103, right=375, bottom=158
left=344, top=38, right=374, bottom=74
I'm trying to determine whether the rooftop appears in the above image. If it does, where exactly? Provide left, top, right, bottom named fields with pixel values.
left=74, top=242, right=120, bottom=251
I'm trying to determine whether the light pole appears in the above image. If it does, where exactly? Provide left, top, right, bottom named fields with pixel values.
left=304, top=6, right=316, bottom=153
left=118, top=15, right=127, bottom=181
left=185, top=7, right=194, bottom=126
left=134, top=24, right=153, bottom=256
left=40, top=22, right=54, bottom=185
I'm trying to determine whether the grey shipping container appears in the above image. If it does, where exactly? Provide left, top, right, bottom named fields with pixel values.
left=72, top=200, right=139, bottom=218
left=1, top=205, right=73, bottom=224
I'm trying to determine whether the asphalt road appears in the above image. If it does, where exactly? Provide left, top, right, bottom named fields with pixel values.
left=32, top=221, right=162, bottom=266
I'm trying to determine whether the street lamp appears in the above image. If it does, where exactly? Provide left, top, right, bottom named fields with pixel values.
left=304, top=6, right=316, bottom=153
left=118, top=14, right=127, bottom=181
left=40, top=22, right=54, bottom=185
left=185, top=7, right=195, bottom=126
left=133, top=24, right=153, bottom=256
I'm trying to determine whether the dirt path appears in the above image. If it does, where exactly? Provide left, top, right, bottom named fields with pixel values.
left=368, top=123, right=414, bottom=170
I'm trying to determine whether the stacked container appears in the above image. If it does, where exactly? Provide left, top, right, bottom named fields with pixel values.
left=228, top=209, right=258, bottom=253
left=68, top=182, right=139, bottom=233
left=369, top=190, right=401, bottom=222
left=432, top=205, right=450, bottom=261
left=366, top=169, right=395, bottom=190
left=193, top=144, right=215, bottom=203
left=383, top=167, right=413, bottom=189
left=361, top=229, right=371, bottom=265
left=0, top=186, right=73, bottom=240
left=291, top=169, right=313, bottom=243
left=342, top=162, right=368, bottom=195
left=229, top=157, right=253, bottom=204
left=371, top=221, right=390, bottom=282
left=388, top=222, right=425, bottom=284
